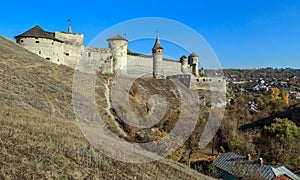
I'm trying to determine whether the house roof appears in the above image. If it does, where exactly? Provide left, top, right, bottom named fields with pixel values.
left=107, top=34, right=128, bottom=41
left=14, top=25, right=63, bottom=43
left=213, top=152, right=300, bottom=180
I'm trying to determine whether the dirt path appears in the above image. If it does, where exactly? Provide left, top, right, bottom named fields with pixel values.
left=103, top=77, right=127, bottom=137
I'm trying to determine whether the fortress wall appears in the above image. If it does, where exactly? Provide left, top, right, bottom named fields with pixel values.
left=162, top=60, right=182, bottom=76
left=63, top=44, right=84, bottom=68
left=168, top=75, right=226, bottom=90
left=168, top=74, right=192, bottom=88
left=190, top=77, right=226, bottom=90
left=81, top=47, right=113, bottom=74
left=182, top=66, right=193, bottom=74
left=52, top=41, right=64, bottom=64
left=127, top=55, right=153, bottom=77
left=127, top=55, right=183, bottom=78
left=55, top=32, right=84, bottom=46
left=55, top=32, right=84, bottom=68
left=18, top=37, right=64, bottom=64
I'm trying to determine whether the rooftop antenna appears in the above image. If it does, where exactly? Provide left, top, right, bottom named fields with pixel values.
left=123, top=33, right=127, bottom=38
left=67, top=19, right=72, bottom=33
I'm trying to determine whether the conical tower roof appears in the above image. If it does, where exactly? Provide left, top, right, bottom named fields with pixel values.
left=152, top=36, right=164, bottom=51
left=180, top=55, right=188, bottom=62
left=189, top=52, right=198, bottom=57
left=180, top=55, right=187, bottom=59
left=14, top=25, right=63, bottom=42
left=107, top=34, right=128, bottom=41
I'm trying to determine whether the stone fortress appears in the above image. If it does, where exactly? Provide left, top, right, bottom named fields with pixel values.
left=15, top=25, right=225, bottom=90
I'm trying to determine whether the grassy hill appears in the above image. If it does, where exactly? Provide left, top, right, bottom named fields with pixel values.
left=0, top=36, right=213, bottom=179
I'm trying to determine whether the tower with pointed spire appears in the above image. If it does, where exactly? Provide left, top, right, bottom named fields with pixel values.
left=152, top=36, right=164, bottom=79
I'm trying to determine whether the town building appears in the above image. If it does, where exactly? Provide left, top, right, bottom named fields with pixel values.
left=213, top=152, right=300, bottom=180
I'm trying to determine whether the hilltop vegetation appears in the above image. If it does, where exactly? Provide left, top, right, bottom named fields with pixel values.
left=0, top=36, right=213, bottom=179
left=1, top=35, right=299, bottom=179
left=215, top=68, right=300, bottom=172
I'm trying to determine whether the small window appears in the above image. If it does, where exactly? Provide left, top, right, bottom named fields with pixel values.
left=57, top=59, right=60, bottom=61
left=88, top=52, right=91, bottom=57
left=39, top=51, right=41, bottom=55
left=46, top=57, right=50, bottom=60
left=20, top=40, right=24, bottom=43
left=35, top=41, right=40, bottom=43
left=65, top=53, right=69, bottom=56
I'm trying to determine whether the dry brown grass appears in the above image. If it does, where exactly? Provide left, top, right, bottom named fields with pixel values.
left=0, top=36, right=214, bottom=179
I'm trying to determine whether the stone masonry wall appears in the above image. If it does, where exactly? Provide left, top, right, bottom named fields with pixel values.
left=80, top=47, right=113, bottom=74
left=127, top=55, right=182, bottom=78
left=55, top=32, right=84, bottom=68
left=18, top=37, right=64, bottom=64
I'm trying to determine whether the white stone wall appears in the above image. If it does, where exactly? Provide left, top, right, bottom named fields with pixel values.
left=190, top=77, right=226, bottom=90
left=189, top=56, right=199, bottom=76
left=52, top=41, right=64, bottom=64
left=18, top=37, right=64, bottom=64
left=16, top=30, right=207, bottom=90
left=168, top=74, right=191, bottom=88
left=55, top=32, right=84, bottom=68
left=126, top=55, right=182, bottom=78
left=108, top=39, right=127, bottom=75
left=153, top=54, right=164, bottom=78
left=162, top=60, right=182, bottom=76
left=127, top=55, right=153, bottom=78
left=17, top=32, right=85, bottom=68
left=82, top=47, right=113, bottom=74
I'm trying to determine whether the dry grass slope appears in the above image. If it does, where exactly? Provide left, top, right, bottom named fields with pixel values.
left=0, top=36, right=214, bottom=179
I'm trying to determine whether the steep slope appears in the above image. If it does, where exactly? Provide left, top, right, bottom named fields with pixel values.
left=0, top=36, right=213, bottom=179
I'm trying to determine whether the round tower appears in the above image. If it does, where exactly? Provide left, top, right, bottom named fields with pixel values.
left=152, top=36, right=164, bottom=79
left=107, top=34, right=128, bottom=75
left=188, top=52, right=199, bottom=77
left=180, top=55, right=188, bottom=73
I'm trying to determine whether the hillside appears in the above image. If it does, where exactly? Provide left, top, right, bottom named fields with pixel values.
left=0, top=36, right=213, bottom=179
left=240, top=106, right=300, bottom=131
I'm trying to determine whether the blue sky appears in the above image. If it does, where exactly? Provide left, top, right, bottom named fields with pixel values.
left=1, top=0, right=300, bottom=69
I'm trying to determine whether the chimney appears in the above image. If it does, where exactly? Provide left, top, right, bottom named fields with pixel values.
left=258, top=158, right=263, bottom=165
left=246, top=154, right=252, bottom=161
